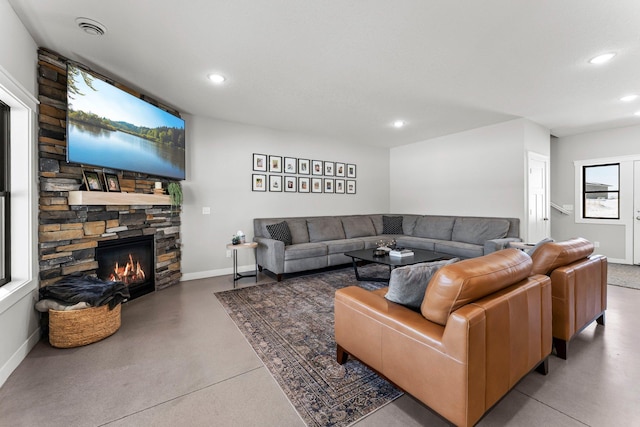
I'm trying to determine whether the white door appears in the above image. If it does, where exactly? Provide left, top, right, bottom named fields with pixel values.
left=527, top=153, right=550, bottom=242
left=634, top=161, right=640, bottom=264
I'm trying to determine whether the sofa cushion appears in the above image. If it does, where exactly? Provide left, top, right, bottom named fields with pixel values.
left=382, top=215, right=403, bottom=234
left=413, top=216, right=456, bottom=240
left=401, top=215, right=420, bottom=235
left=421, top=249, right=532, bottom=326
left=325, top=239, right=364, bottom=254
left=526, top=237, right=554, bottom=256
left=451, top=218, right=509, bottom=245
left=529, top=237, right=594, bottom=275
left=434, top=240, right=484, bottom=259
left=341, top=216, right=376, bottom=239
left=385, top=258, right=459, bottom=309
left=266, top=221, right=292, bottom=245
left=284, top=243, right=328, bottom=261
left=286, top=219, right=310, bottom=244
left=307, top=217, right=346, bottom=242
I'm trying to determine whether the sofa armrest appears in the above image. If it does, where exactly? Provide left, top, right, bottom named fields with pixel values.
left=484, top=237, right=522, bottom=254
left=254, top=236, right=285, bottom=275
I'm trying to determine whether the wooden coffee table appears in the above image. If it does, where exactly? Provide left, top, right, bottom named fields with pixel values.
left=344, top=248, right=453, bottom=282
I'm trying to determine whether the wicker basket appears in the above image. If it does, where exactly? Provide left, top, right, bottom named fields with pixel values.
left=48, top=304, right=121, bottom=348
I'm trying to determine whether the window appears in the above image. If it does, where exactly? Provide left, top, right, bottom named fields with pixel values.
left=583, top=163, right=619, bottom=219
left=0, top=101, right=9, bottom=286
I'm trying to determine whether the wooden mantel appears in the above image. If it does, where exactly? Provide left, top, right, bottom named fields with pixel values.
left=68, top=191, right=172, bottom=206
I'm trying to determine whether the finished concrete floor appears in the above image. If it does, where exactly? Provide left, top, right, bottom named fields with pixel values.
left=1, top=272, right=639, bottom=426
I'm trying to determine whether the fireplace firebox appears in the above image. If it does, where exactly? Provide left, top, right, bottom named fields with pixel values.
left=96, top=235, right=154, bottom=300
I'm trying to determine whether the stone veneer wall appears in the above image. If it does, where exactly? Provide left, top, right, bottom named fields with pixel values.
left=37, top=48, right=181, bottom=290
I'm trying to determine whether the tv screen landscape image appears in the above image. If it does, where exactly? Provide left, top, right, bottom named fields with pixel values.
left=66, top=64, right=186, bottom=180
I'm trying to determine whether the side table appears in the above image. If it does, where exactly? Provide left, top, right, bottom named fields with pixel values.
left=226, top=242, right=258, bottom=288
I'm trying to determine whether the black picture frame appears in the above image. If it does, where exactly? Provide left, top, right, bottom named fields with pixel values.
left=335, top=162, right=346, bottom=177
left=284, top=175, right=297, bottom=192
left=324, top=161, right=335, bottom=176
left=324, top=178, right=334, bottom=193
left=347, top=164, right=357, bottom=178
left=252, top=174, right=267, bottom=191
left=103, top=173, right=120, bottom=192
left=269, top=155, right=282, bottom=173
left=298, top=158, right=310, bottom=175
left=284, top=157, right=297, bottom=174
left=311, top=178, right=323, bottom=193
left=335, top=178, right=345, bottom=193
left=83, top=170, right=103, bottom=191
left=269, top=175, right=283, bottom=192
left=298, top=177, right=310, bottom=192
left=312, top=160, right=323, bottom=176
left=253, top=153, right=267, bottom=172
left=346, top=180, right=356, bottom=194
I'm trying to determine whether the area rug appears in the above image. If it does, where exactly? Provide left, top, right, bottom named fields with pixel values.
left=215, top=265, right=402, bottom=427
left=608, top=262, right=640, bottom=290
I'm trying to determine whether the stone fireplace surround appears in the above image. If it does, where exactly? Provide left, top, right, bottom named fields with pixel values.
left=38, top=48, right=182, bottom=292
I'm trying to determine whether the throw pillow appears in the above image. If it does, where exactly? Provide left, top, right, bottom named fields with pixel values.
left=526, top=237, right=555, bottom=256
left=382, top=215, right=403, bottom=234
left=385, top=258, right=459, bottom=309
left=266, top=221, right=292, bottom=245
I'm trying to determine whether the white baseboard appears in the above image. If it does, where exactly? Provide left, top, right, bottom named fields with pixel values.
left=0, top=327, right=41, bottom=387
left=181, top=264, right=257, bottom=282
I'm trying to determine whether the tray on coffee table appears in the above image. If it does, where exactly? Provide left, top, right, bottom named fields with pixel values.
left=344, top=248, right=453, bottom=282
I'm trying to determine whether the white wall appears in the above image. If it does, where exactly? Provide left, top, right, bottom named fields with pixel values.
left=390, top=119, right=549, bottom=235
left=0, top=0, right=39, bottom=386
left=551, top=125, right=640, bottom=262
left=181, top=116, right=390, bottom=280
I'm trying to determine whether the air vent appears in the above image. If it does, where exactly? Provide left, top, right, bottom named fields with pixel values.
left=75, top=18, right=107, bottom=36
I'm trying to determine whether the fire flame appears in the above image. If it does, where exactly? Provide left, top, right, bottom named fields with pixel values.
left=109, top=253, right=146, bottom=285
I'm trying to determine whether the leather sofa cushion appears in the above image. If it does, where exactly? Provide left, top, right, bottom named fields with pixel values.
left=451, top=218, right=509, bottom=245
left=307, top=217, right=346, bottom=242
left=530, top=237, right=594, bottom=275
left=421, top=249, right=532, bottom=325
left=341, top=216, right=376, bottom=238
left=413, top=216, right=456, bottom=240
left=385, top=258, right=459, bottom=309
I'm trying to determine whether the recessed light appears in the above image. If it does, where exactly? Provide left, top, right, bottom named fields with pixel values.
left=207, top=74, right=226, bottom=84
left=620, top=94, right=638, bottom=102
left=392, top=120, right=406, bottom=128
left=589, top=52, right=616, bottom=65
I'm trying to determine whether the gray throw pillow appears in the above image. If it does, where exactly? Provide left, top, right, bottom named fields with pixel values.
left=266, top=221, right=292, bottom=245
left=526, top=237, right=555, bottom=255
left=382, top=215, right=403, bottom=234
left=385, top=258, right=459, bottom=309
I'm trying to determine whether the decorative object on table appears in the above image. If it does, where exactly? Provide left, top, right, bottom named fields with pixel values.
left=253, top=153, right=267, bottom=171
left=103, top=173, right=121, bottom=192
left=269, top=155, right=282, bottom=173
left=284, top=157, right=297, bottom=173
left=252, top=174, right=267, bottom=191
left=298, top=158, right=310, bottom=175
left=167, top=182, right=183, bottom=215
left=234, top=230, right=246, bottom=244
left=153, top=181, right=165, bottom=194
left=82, top=170, right=103, bottom=191
left=389, top=248, right=414, bottom=257
left=373, top=248, right=387, bottom=257
left=231, top=235, right=241, bottom=245
left=269, top=175, right=283, bottom=192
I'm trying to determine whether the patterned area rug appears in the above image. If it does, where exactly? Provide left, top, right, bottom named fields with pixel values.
left=215, top=265, right=402, bottom=427
left=608, top=262, right=640, bottom=290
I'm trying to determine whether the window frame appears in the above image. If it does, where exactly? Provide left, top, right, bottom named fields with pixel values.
left=582, top=163, right=620, bottom=220
left=0, top=101, right=9, bottom=286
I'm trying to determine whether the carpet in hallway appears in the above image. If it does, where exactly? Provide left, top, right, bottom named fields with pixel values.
left=608, top=262, right=640, bottom=290
left=215, top=265, right=402, bottom=427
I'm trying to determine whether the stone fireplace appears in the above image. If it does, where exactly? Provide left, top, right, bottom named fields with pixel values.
left=37, top=48, right=182, bottom=293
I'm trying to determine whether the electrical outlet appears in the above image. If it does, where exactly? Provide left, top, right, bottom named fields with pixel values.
left=226, top=250, right=232, bottom=258
left=593, top=241, right=600, bottom=248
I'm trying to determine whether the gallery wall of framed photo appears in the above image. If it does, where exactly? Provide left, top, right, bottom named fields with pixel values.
left=252, top=153, right=357, bottom=194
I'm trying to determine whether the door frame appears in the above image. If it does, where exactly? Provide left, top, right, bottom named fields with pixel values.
left=526, top=151, right=550, bottom=242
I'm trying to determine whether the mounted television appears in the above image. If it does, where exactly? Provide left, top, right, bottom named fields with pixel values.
left=66, top=64, right=185, bottom=180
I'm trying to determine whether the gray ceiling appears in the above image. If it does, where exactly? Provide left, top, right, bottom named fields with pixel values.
left=9, top=0, right=640, bottom=147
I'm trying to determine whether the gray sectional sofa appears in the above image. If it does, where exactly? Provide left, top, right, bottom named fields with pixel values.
left=253, top=214, right=521, bottom=281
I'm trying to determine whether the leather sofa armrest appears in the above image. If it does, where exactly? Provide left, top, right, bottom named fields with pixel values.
left=484, top=237, right=522, bottom=254
left=253, top=236, right=285, bottom=275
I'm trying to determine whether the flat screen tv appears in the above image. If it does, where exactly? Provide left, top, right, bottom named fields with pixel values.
left=66, top=64, right=185, bottom=180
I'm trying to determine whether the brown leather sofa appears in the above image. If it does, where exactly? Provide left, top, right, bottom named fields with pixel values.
left=334, top=249, right=552, bottom=427
left=529, top=237, right=607, bottom=359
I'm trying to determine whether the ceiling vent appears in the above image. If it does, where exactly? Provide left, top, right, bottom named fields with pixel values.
left=76, top=18, right=107, bottom=36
